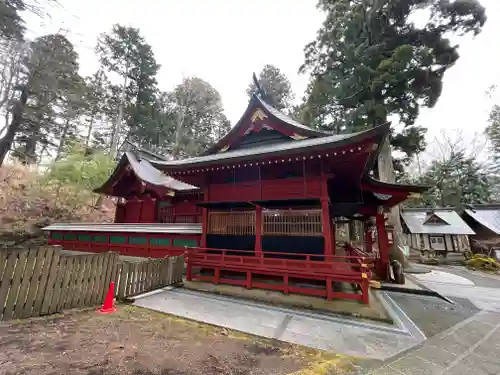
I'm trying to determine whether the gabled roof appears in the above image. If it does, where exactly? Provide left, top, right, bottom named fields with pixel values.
left=423, top=213, right=448, bottom=225
left=464, top=205, right=500, bottom=235
left=149, top=124, right=389, bottom=170
left=401, top=208, right=475, bottom=235
left=202, top=94, right=330, bottom=155
left=94, top=152, right=198, bottom=197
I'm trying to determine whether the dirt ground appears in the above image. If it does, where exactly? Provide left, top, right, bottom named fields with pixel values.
left=0, top=305, right=356, bottom=375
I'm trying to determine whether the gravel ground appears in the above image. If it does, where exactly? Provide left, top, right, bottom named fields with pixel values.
left=387, top=292, right=479, bottom=338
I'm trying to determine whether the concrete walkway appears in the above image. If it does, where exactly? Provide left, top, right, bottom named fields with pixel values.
left=366, top=310, right=500, bottom=375
left=411, top=270, right=500, bottom=312
left=133, top=288, right=424, bottom=360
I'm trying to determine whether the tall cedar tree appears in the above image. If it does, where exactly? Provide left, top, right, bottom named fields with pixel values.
left=82, top=70, right=112, bottom=148
left=169, top=77, right=231, bottom=158
left=301, top=0, right=486, bottom=251
left=96, top=24, right=160, bottom=157
left=246, top=65, right=295, bottom=112
left=0, top=34, right=82, bottom=166
left=16, top=34, right=82, bottom=164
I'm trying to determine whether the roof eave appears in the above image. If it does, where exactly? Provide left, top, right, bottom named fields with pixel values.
left=151, top=123, right=390, bottom=171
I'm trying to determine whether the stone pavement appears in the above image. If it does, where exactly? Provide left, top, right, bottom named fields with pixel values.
left=365, top=310, right=500, bottom=375
left=133, top=288, right=424, bottom=360
left=412, top=275, right=500, bottom=312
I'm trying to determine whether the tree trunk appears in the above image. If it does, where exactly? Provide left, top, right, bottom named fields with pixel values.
left=84, top=111, right=96, bottom=147
left=22, top=129, right=38, bottom=165
left=172, top=105, right=186, bottom=159
left=55, top=115, right=71, bottom=161
left=0, top=87, right=27, bottom=166
left=377, top=137, right=408, bottom=267
left=110, top=70, right=128, bottom=159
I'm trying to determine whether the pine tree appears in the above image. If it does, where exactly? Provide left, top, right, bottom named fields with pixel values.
left=300, top=0, right=486, bottom=250
left=0, top=33, right=82, bottom=166
left=407, top=151, right=492, bottom=208
left=96, top=24, right=160, bottom=157
left=82, top=70, right=110, bottom=147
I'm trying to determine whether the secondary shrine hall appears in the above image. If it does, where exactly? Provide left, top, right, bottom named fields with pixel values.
left=44, top=94, right=427, bottom=304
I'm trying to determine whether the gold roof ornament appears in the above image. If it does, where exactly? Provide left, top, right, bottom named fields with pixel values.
left=218, top=145, right=230, bottom=153
left=290, top=133, right=308, bottom=140
left=251, top=108, right=268, bottom=123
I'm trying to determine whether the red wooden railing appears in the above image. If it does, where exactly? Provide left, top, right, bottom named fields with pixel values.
left=343, top=242, right=378, bottom=276
left=184, top=247, right=371, bottom=304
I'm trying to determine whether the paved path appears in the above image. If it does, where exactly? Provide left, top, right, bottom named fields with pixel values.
left=411, top=270, right=500, bottom=312
left=133, top=288, right=424, bottom=360
left=415, top=264, right=500, bottom=289
left=366, top=310, right=500, bottom=375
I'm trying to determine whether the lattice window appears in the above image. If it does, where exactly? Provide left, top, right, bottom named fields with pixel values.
left=157, top=201, right=201, bottom=223
left=262, top=209, right=323, bottom=236
left=208, top=211, right=256, bottom=235
left=157, top=202, right=174, bottom=223
left=173, top=215, right=200, bottom=223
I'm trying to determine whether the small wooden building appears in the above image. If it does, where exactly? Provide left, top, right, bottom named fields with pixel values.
left=401, top=208, right=474, bottom=254
left=462, top=205, right=500, bottom=254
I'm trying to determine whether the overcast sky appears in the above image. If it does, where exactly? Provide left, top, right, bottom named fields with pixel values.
left=26, top=0, right=500, bottom=153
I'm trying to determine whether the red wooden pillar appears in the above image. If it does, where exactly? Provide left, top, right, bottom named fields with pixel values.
left=320, top=161, right=333, bottom=258
left=331, top=220, right=336, bottom=255
left=321, top=198, right=333, bottom=259
left=376, top=211, right=389, bottom=280
left=201, top=183, right=209, bottom=248
left=255, top=205, right=263, bottom=256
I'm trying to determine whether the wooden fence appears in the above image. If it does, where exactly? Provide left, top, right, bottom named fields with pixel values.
left=115, top=256, right=184, bottom=299
left=0, top=247, right=184, bottom=321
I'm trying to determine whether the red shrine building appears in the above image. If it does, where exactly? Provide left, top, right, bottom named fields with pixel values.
left=44, top=94, right=427, bottom=304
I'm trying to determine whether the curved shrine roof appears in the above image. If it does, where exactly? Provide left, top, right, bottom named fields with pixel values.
left=202, top=94, right=331, bottom=156
left=94, top=152, right=198, bottom=197
left=150, top=124, right=389, bottom=170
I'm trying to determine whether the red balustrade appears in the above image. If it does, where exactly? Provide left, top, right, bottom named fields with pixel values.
left=184, top=247, right=371, bottom=304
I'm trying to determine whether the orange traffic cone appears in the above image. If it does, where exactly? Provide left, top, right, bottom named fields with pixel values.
left=98, top=281, right=117, bottom=314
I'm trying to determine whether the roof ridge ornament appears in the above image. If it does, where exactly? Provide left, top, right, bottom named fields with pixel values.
left=252, top=72, right=276, bottom=107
